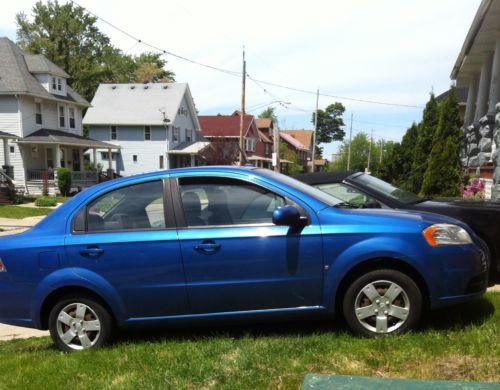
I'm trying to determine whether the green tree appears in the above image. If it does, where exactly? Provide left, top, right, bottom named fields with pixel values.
left=410, top=93, right=439, bottom=193
left=331, top=132, right=381, bottom=173
left=421, top=87, right=463, bottom=197
left=398, top=123, right=419, bottom=190
left=376, top=141, right=403, bottom=183
left=313, top=102, right=346, bottom=158
left=258, top=107, right=278, bottom=124
left=16, top=1, right=175, bottom=101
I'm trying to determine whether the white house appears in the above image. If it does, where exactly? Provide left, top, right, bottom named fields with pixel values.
left=83, top=83, right=208, bottom=176
left=0, top=37, right=119, bottom=195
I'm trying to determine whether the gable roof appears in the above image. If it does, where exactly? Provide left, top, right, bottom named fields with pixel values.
left=0, top=37, right=89, bottom=107
left=281, top=130, right=313, bottom=150
left=258, top=129, right=272, bottom=143
left=24, top=54, right=70, bottom=78
left=256, top=118, right=273, bottom=129
left=280, top=132, right=309, bottom=151
left=83, top=83, right=200, bottom=129
left=199, top=114, right=255, bottom=137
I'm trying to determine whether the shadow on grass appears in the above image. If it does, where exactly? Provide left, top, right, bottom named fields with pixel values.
left=113, top=296, right=495, bottom=347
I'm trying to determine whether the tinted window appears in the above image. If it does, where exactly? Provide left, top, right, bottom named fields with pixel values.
left=179, top=177, right=285, bottom=227
left=86, top=180, right=165, bottom=232
left=315, top=183, right=377, bottom=207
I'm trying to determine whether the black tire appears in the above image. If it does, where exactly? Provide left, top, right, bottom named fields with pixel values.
left=48, top=294, right=114, bottom=352
left=342, top=269, right=423, bottom=336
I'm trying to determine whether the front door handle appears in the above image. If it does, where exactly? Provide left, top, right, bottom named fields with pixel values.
left=79, top=247, right=104, bottom=257
left=194, top=241, right=221, bottom=255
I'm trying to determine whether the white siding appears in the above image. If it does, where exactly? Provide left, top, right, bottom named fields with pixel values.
left=172, top=95, right=198, bottom=144
left=0, top=96, right=20, bottom=136
left=34, top=74, right=51, bottom=92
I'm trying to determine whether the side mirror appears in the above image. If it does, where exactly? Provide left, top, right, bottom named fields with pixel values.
left=272, top=205, right=302, bottom=226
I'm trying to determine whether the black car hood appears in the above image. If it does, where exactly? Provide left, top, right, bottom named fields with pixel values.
left=412, top=199, right=500, bottom=212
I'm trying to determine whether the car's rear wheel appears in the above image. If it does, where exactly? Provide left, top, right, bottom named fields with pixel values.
left=342, top=269, right=422, bottom=336
left=48, top=295, right=113, bottom=352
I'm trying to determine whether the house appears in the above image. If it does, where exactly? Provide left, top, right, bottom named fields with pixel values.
left=280, top=130, right=313, bottom=172
left=83, top=83, right=207, bottom=176
left=0, top=37, right=118, bottom=195
left=255, top=118, right=275, bottom=168
left=452, top=0, right=500, bottom=198
left=199, top=113, right=270, bottom=167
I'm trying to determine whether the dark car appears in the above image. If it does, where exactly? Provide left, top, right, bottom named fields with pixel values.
left=0, top=167, right=488, bottom=351
left=294, top=171, right=500, bottom=284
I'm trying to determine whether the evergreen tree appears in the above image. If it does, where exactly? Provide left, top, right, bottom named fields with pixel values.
left=421, top=88, right=463, bottom=197
left=410, top=94, right=439, bottom=193
left=377, top=141, right=403, bottom=183
left=398, top=123, right=418, bottom=190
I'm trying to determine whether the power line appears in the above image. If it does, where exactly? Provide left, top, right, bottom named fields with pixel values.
left=68, top=0, right=425, bottom=110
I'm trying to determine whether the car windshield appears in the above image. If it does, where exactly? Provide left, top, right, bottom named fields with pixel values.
left=256, top=169, right=343, bottom=206
left=352, top=173, right=422, bottom=205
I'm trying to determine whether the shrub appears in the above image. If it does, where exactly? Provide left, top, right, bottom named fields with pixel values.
left=35, top=197, right=57, bottom=207
left=461, top=177, right=485, bottom=199
left=56, top=168, right=71, bottom=196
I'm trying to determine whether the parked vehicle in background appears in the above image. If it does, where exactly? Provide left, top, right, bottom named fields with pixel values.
left=294, top=171, right=500, bottom=284
left=0, top=167, right=488, bottom=351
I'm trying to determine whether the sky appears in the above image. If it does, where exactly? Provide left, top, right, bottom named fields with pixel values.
left=0, top=0, right=481, bottom=158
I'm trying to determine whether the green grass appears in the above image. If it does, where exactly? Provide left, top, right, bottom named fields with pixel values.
left=0, top=205, right=53, bottom=219
left=0, top=293, right=499, bottom=389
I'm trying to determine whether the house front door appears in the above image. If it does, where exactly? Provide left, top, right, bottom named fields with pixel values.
left=72, top=149, right=81, bottom=171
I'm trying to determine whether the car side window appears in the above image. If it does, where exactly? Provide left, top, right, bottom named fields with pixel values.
left=315, top=183, right=378, bottom=207
left=179, top=177, right=285, bottom=227
left=79, top=180, right=165, bottom=232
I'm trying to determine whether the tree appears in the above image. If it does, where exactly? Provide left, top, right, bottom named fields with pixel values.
left=312, top=102, right=346, bottom=157
left=258, top=107, right=278, bottom=124
left=376, top=141, right=403, bottom=183
left=397, top=123, right=419, bottom=190
left=16, top=1, right=175, bottom=101
left=331, top=132, right=381, bottom=173
left=410, top=93, right=439, bottom=193
left=199, top=136, right=239, bottom=165
left=421, top=87, right=463, bottom=197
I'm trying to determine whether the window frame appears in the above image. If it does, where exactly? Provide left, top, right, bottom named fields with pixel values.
left=35, top=101, right=42, bottom=125
left=68, top=107, right=76, bottom=129
left=171, top=176, right=307, bottom=229
left=58, top=105, right=66, bottom=128
left=144, top=126, right=151, bottom=141
left=111, top=126, right=117, bottom=140
left=172, top=127, right=180, bottom=143
left=71, top=178, right=175, bottom=234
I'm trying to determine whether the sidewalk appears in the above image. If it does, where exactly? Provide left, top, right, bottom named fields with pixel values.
left=0, top=216, right=44, bottom=236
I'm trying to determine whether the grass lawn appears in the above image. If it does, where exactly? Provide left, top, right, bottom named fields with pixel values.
left=0, top=293, right=498, bottom=388
left=0, top=205, right=53, bottom=219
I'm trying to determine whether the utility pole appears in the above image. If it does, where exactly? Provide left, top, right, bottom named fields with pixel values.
left=366, top=129, right=373, bottom=173
left=273, top=123, right=280, bottom=172
left=379, top=138, right=384, bottom=165
left=239, top=48, right=246, bottom=166
left=311, top=88, right=319, bottom=172
left=347, top=112, right=353, bottom=170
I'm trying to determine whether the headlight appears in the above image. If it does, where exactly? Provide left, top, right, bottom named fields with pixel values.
left=423, top=224, right=472, bottom=247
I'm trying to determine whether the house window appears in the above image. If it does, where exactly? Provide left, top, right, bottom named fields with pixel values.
left=35, top=102, right=42, bottom=125
left=173, top=127, right=180, bottom=143
left=69, top=107, right=75, bottom=129
left=101, top=152, right=117, bottom=161
left=265, top=143, right=271, bottom=155
left=52, top=77, right=57, bottom=90
left=9, top=146, right=14, bottom=153
left=245, top=138, right=255, bottom=152
left=159, top=155, right=164, bottom=169
left=58, top=106, right=66, bottom=127
left=57, top=78, right=62, bottom=91
left=133, top=155, right=138, bottom=163
left=178, top=107, right=187, bottom=116
left=111, top=126, right=117, bottom=140
left=185, top=129, right=192, bottom=142
left=145, top=126, right=151, bottom=141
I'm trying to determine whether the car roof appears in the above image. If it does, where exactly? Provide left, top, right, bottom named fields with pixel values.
left=293, top=171, right=358, bottom=184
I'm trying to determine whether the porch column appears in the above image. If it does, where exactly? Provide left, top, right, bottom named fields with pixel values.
left=92, top=148, right=97, bottom=168
left=55, top=145, right=61, bottom=168
left=475, top=51, right=494, bottom=121
left=79, top=148, right=84, bottom=172
left=190, top=154, right=195, bottom=167
left=488, top=34, right=500, bottom=113
left=106, top=148, right=113, bottom=177
left=464, top=74, right=479, bottom=126
left=2, top=139, right=10, bottom=166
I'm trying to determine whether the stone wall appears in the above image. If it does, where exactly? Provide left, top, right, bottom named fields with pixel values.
left=493, top=103, right=500, bottom=200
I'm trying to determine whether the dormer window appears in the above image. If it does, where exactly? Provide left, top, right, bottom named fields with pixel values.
left=145, top=126, right=151, bottom=141
left=57, top=78, right=62, bottom=91
left=52, top=77, right=57, bottom=90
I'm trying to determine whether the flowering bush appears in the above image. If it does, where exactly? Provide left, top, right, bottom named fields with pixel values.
left=460, top=177, right=485, bottom=199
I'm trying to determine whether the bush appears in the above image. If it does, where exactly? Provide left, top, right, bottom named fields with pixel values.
left=56, top=168, right=71, bottom=196
left=34, top=197, right=57, bottom=207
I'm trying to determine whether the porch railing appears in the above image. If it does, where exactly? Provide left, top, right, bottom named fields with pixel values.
left=27, top=169, right=98, bottom=187
left=0, top=169, right=16, bottom=192
left=27, top=169, right=55, bottom=181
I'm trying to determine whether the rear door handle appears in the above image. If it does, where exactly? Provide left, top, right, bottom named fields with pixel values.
left=194, top=241, right=221, bottom=255
left=79, top=247, right=104, bottom=257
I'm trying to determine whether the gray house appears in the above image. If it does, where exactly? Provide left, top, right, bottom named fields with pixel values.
left=0, top=37, right=118, bottom=195
left=83, top=83, right=207, bottom=176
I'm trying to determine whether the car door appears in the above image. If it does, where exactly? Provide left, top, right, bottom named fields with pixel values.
left=173, top=175, right=324, bottom=314
left=65, top=179, right=189, bottom=319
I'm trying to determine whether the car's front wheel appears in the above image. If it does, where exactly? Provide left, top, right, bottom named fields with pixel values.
left=342, top=269, right=423, bottom=336
left=48, top=295, right=114, bottom=352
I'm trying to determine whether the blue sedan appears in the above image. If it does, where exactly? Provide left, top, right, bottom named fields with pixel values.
left=0, top=167, right=488, bottom=351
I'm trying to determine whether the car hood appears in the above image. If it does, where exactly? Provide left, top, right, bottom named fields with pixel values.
left=414, top=199, right=500, bottom=210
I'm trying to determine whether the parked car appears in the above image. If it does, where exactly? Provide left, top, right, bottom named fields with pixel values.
left=0, top=167, right=488, bottom=351
left=294, top=171, right=500, bottom=284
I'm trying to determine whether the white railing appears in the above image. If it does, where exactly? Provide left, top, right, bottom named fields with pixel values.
left=27, top=169, right=55, bottom=181
left=27, top=169, right=98, bottom=187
